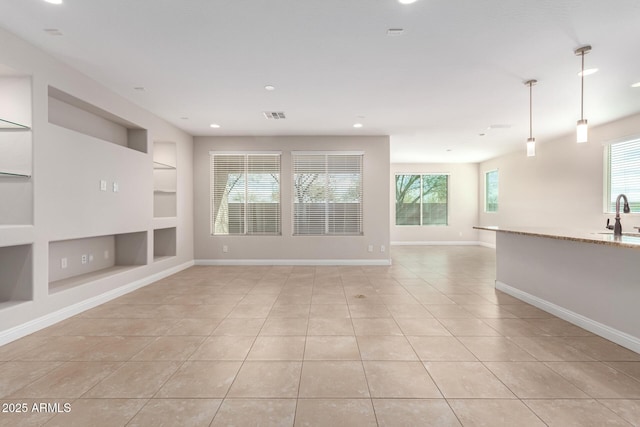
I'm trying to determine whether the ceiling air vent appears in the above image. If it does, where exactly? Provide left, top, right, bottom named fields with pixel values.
left=263, top=111, right=286, bottom=120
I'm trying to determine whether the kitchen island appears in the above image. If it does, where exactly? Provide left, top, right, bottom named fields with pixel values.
left=475, top=226, right=640, bottom=353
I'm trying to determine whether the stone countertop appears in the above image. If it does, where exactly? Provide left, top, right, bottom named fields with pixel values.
left=474, top=225, right=640, bottom=250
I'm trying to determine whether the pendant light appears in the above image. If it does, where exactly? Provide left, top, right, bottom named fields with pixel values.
left=575, top=45, right=591, bottom=143
left=525, top=79, right=537, bottom=157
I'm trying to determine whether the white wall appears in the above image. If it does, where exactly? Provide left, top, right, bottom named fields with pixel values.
left=194, top=136, right=391, bottom=264
left=390, top=163, right=479, bottom=244
left=478, top=113, right=640, bottom=246
left=0, top=27, right=194, bottom=340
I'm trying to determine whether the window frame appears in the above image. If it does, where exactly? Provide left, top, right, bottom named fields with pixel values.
left=292, top=151, right=364, bottom=236
left=604, top=137, right=640, bottom=214
left=394, top=173, right=450, bottom=226
left=484, top=169, right=499, bottom=213
left=209, top=151, right=282, bottom=236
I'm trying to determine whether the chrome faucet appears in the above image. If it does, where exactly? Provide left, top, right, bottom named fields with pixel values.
left=606, top=194, right=631, bottom=236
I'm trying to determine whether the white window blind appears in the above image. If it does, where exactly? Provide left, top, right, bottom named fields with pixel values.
left=210, top=153, right=281, bottom=235
left=607, top=138, right=640, bottom=213
left=292, top=152, right=363, bottom=235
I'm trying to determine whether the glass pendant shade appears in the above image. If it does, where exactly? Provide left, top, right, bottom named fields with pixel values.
left=576, top=119, right=588, bottom=143
left=526, top=137, right=536, bottom=157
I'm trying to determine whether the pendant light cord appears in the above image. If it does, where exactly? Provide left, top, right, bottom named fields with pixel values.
left=529, top=81, right=533, bottom=139
left=580, top=51, right=585, bottom=120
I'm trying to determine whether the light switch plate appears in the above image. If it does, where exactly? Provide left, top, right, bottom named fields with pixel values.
left=100, top=180, right=107, bottom=191
left=112, top=182, right=119, bottom=192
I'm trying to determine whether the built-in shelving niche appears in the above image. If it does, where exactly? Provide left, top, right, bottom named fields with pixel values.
left=48, top=86, right=148, bottom=153
left=0, top=118, right=30, bottom=130
left=48, top=231, right=147, bottom=294
left=154, top=227, right=176, bottom=262
left=1, top=74, right=33, bottom=225
left=153, top=141, right=177, bottom=218
left=0, top=244, right=33, bottom=309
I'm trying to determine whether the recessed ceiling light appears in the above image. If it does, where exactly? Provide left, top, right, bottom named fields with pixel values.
left=353, top=123, right=363, bottom=128
left=446, top=149, right=452, bottom=152
left=631, top=82, right=640, bottom=88
left=133, top=87, right=145, bottom=91
left=578, top=68, right=598, bottom=77
left=43, top=0, right=63, bottom=4
left=264, top=85, right=275, bottom=91
left=398, top=0, right=418, bottom=4
left=210, top=124, right=221, bottom=128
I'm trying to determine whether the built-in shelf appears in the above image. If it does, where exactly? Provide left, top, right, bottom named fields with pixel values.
left=48, top=86, right=148, bottom=153
left=0, top=225, right=35, bottom=249
left=0, top=170, right=31, bottom=178
left=49, top=265, right=142, bottom=294
left=153, top=255, right=175, bottom=263
left=154, top=141, right=177, bottom=218
left=0, top=244, right=33, bottom=306
left=153, top=161, right=176, bottom=170
left=0, top=118, right=30, bottom=131
left=48, top=231, right=147, bottom=294
left=0, top=300, right=32, bottom=312
left=153, top=217, right=177, bottom=230
left=154, top=227, right=176, bottom=261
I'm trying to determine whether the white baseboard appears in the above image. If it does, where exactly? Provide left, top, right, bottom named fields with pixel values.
left=390, top=241, right=482, bottom=246
left=0, top=261, right=194, bottom=346
left=195, top=258, right=392, bottom=266
left=496, top=280, right=640, bottom=354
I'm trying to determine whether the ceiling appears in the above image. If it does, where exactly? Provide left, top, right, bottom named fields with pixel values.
left=1, top=0, right=640, bottom=163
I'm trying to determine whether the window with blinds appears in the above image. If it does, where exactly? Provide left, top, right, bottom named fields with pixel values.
left=485, top=169, right=498, bottom=213
left=292, top=152, right=363, bottom=235
left=607, top=138, right=640, bottom=213
left=210, top=153, right=281, bottom=235
left=395, top=174, right=449, bottom=226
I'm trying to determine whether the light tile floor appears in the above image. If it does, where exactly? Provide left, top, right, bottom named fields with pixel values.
left=1, top=246, right=640, bottom=426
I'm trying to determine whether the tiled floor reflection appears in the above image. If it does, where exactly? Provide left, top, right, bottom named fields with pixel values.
left=1, top=246, right=639, bottom=426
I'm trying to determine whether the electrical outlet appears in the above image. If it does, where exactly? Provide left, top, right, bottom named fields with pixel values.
left=61, top=258, right=67, bottom=269
left=104, top=250, right=109, bottom=259
left=100, top=180, right=107, bottom=191
left=81, top=254, right=88, bottom=264
left=367, top=245, right=373, bottom=253
left=380, top=245, right=386, bottom=253
left=222, top=245, right=228, bottom=253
